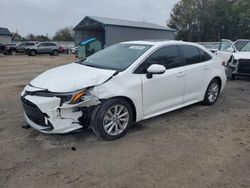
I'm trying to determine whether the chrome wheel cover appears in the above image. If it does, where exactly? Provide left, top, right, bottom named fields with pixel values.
left=103, top=105, right=129, bottom=136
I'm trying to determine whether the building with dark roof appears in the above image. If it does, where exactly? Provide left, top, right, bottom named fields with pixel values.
left=0, top=27, right=12, bottom=44
left=74, top=16, right=176, bottom=47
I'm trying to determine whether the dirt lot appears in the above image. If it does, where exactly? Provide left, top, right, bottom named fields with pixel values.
left=0, top=54, right=250, bottom=188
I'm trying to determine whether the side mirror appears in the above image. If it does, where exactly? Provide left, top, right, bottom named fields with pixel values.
left=146, top=64, right=166, bottom=79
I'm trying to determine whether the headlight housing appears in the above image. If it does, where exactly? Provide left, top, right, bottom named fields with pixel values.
left=70, top=90, right=87, bottom=104
left=69, top=87, right=94, bottom=104
left=24, top=85, right=94, bottom=105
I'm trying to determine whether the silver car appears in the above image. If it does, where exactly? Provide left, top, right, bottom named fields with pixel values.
left=26, top=42, right=60, bottom=56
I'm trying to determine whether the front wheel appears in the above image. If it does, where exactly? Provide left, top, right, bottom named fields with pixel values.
left=92, top=99, right=133, bottom=141
left=202, top=79, right=221, bottom=106
left=11, top=49, right=17, bottom=55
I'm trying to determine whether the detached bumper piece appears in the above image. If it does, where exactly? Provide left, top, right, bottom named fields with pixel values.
left=21, top=97, right=53, bottom=131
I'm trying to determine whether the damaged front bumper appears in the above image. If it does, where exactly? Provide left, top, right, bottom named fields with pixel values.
left=21, top=86, right=101, bottom=134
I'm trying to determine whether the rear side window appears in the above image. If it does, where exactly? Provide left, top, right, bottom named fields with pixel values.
left=27, top=43, right=35, bottom=46
left=181, top=45, right=201, bottom=65
left=46, top=43, right=57, bottom=46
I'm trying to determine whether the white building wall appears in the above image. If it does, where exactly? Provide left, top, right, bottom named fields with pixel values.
left=0, top=35, right=11, bottom=44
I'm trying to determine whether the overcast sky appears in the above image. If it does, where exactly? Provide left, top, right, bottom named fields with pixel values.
left=0, top=0, right=179, bottom=37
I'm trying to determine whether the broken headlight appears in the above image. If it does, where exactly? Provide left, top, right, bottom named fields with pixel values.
left=69, top=88, right=94, bottom=104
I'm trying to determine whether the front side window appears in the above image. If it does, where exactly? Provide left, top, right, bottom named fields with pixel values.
left=80, top=43, right=152, bottom=71
left=19, top=43, right=27, bottom=47
left=38, top=43, right=46, bottom=47
left=181, top=45, right=201, bottom=65
left=146, top=45, right=181, bottom=69
left=135, top=45, right=181, bottom=73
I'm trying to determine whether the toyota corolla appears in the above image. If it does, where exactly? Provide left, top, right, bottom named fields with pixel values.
left=21, top=40, right=227, bottom=140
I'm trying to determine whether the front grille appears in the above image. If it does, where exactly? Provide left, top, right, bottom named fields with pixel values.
left=238, top=60, right=250, bottom=75
left=21, top=97, right=53, bottom=130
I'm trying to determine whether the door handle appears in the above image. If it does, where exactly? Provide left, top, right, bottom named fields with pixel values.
left=176, top=72, right=185, bottom=77
left=203, top=65, right=210, bottom=70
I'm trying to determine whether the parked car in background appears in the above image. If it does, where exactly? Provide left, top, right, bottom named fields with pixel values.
left=216, top=39, right=250, bottom=80
left=68, top=46, right=77, bottom=54
left=199, top=42, right=220, bottom=53
left=58, top=46, right=66, bottom=54
left=3, top=43, right=17, bottom=55
left=0, top=43, right=5, bottom=53
left=21, top=40, right=226, bottom=140
left=26, top=42, right=60, bottom=56
left=4, top=42, right=38, bottom=55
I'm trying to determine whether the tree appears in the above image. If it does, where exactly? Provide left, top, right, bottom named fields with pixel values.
left=26, top=33, right=50, bottom=41
left=12, top=32, right=26, bottom=41
left=52, top=27, right=74, bottom=41
left=167, top=0, right=250, bottom=41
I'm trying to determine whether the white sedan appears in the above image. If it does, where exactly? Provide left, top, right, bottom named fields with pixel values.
left=21, top=40, right=227, bottom=140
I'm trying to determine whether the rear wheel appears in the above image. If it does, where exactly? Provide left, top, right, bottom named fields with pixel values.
left=203, top=79, right=221, bottom=106
left=51, top=50, right=59, bottom=56
left=29, top=50, right=37, bottom=56
left=91, top=98, right=133, bottom=141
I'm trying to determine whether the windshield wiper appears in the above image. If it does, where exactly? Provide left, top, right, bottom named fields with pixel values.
left=75, top=58, right=86, bottom=64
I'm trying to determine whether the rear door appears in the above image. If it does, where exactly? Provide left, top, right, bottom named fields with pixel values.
left=45, top=43, right=57, bottom=53
left=37, top=43, right=48, bottom=53
left=179, top=45, right=213, bottom=103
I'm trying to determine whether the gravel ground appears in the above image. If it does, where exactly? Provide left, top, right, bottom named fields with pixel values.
left=0, top=55, right=250, bottom=188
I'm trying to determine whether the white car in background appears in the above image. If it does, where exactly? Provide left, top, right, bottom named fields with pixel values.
left=21, top=40, right=226, bottom=140
left=216, top=39, right=250, bottom=80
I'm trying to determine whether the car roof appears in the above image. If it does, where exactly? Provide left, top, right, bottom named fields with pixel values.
left=122, top=40, right=203, bottom=48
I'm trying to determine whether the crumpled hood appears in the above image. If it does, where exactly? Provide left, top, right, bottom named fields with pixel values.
left=30, top=63, right=116, bottom=92
left=233, top=52, right=250, bottom=60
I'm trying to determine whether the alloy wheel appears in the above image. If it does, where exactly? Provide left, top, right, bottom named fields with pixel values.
left=103, top=105, right=129, bottom=136
left=207, top=82, right=219, bottom=103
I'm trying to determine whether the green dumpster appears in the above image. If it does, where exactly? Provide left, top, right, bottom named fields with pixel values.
left=77, top=38, right=102, bottom=59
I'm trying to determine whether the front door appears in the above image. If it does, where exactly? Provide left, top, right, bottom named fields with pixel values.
left=136, top=45, right=185, bottom=117
left=216, top=39, right=236, bottom=62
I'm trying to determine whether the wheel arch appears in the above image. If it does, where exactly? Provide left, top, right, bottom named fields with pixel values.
left=213, top=76, right=222, bottom=91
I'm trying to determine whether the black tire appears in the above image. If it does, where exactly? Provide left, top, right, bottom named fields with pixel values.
left=10, top=49, right=17, bottom=55
left=226, top=67, right=236, bottom=80
left=29, top=50, right=37, bottom=56
left=231, top=74, right=236, bottom=80
left=202, top=79, right=221, bottom=106
left=91, top=98, right=133, bottom=141
left=51, top=50, right=59, bottom=56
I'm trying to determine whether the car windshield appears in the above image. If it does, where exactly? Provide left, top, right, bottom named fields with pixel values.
left=78, top=43, right=152, bottom=71
left=239, top=41, right=250, bottom=52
